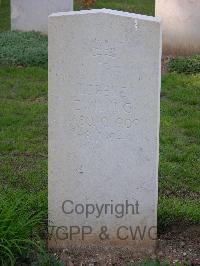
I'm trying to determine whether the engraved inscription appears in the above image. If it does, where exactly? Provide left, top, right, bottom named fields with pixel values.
left=69, top=84, right=139, bottom=139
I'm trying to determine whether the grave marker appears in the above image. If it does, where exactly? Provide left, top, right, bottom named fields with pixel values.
left=48, top=9, right=161, bottom=253
left=11, top=0, right=73, bottom=33
left=156, top=0, right=200, bottom=55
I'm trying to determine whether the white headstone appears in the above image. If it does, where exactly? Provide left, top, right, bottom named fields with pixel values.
left=156, top=0, right=200, bottom=55
left=48, top=9, right=161, bottom=253
left=11, top=0, right=73, bottom=34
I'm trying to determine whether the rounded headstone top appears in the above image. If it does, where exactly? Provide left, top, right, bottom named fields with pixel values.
left=49, top=8, right=161, bottom=24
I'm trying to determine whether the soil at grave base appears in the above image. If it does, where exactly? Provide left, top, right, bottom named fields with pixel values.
left=53, top=224, right=200, bottom=266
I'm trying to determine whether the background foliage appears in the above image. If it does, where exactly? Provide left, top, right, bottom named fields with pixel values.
left=0, top=31, right=47, bottom=67
left=168, top=55, right=200, bottom=74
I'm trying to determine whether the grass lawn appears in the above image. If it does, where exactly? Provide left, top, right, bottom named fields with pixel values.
left=75, top=0, right=155, bottom=15
left=0, top=0, right=10, bottom=31
left=0, top=0, right=199, bottom=264
left=1, top=59, right=199, bottom=266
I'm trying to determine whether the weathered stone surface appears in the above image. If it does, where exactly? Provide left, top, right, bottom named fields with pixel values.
left=48, top=9, right=161, bottom=252
left=11, top=0, right=73, bottom=33
left=156, top=0, right=200, bottom=55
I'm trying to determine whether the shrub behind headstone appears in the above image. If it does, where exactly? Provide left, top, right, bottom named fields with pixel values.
left=0, top=31, right=47, bottom=67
